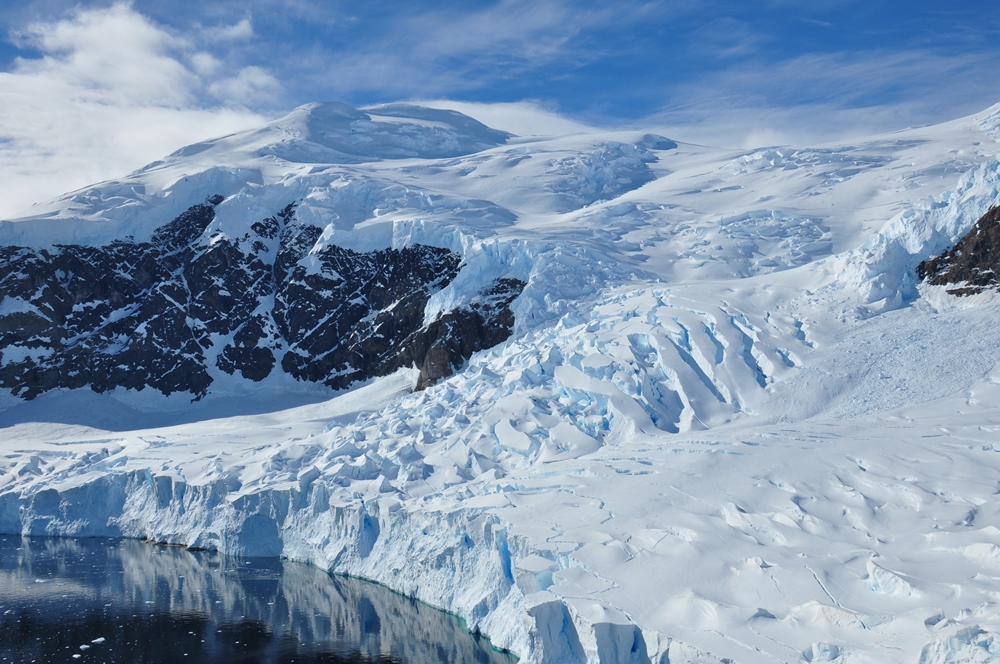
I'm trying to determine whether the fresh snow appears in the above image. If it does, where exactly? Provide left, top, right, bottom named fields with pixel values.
left=3, top=101, right=1000, bottom=663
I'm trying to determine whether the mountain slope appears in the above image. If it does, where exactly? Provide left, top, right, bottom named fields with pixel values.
left=3, top=101, right=1000, bottom=663
left=0, top=196, right=522, bottom=398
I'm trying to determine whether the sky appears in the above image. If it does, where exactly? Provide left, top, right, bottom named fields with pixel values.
left=1, top=0, right=999, bottom=218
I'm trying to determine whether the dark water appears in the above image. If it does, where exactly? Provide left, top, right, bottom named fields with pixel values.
left=0, top=536, right=517, bottom=664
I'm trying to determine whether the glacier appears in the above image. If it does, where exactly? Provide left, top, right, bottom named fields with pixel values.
left=3, top=100, right=1000, bottom=662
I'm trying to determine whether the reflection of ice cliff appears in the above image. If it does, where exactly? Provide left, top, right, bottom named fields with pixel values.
left=0, top=536, right=512, bottom=663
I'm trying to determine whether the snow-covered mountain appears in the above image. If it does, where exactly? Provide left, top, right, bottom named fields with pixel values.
left=3, top=100, right=1000, bottom=663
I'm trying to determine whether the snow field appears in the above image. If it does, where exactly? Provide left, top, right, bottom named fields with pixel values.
left=3, top=102, right=1000, bottom=662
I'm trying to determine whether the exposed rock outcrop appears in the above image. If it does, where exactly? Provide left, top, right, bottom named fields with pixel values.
left=0, top=197, right=524, bottom=400
left=917, top=205, right=1000, bottom=295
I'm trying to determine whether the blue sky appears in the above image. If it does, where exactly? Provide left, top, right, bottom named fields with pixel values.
left=0, top=0, right=999, bottom=215
left=3, top=0, right=995, bottom=124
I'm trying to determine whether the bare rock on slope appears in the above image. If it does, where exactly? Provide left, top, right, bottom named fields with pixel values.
left=917, top=205, right=1000, bottom=295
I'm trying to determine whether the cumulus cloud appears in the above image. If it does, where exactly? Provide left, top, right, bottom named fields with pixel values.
left=0, top=4, right=274, bottom=219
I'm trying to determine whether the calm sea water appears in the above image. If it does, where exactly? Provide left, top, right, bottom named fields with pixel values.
left=0, top=536, right=517, bottom=663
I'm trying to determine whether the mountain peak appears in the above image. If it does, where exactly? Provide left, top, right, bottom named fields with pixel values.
left=173, top=101, right=512, bottom=166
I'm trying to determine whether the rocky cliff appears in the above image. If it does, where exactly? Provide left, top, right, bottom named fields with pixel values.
left=0, top=196, right=523, bottom=400
left=917, top=205, right=1000, bottom=295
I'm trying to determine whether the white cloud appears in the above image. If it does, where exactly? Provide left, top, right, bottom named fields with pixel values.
left=11, top=3, right=195, bottom=107
left=190, top=52, right=223, bottom=77
left=645, top=50, right=1000, bottom=147
left=208, top=66, right=281, bottom=105
left=414, top=100, right=596, bottom=136
left=301, top=0, right=634, bottom=99
left=202, top=16, right=254, bottom=41
left=404, top=0, right=586, bottom=63
left=0, top=4, right=273, bottom=219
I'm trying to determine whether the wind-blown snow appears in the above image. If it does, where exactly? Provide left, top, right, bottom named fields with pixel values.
left=3, top=101, right=1000, bottom=663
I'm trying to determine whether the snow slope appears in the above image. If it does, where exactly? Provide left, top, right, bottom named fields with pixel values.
left=4, top=101, right=1000, bottom=662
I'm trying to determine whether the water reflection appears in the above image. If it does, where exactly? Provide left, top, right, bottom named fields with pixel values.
left=0, top=536, right=516, bottom=663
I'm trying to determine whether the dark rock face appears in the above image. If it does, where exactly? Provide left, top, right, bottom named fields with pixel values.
left=918, top=206, right=1000, bottom=296
left=0, top=197, right=524, bottom=400
left=396, top=277, right=526, bottom=390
